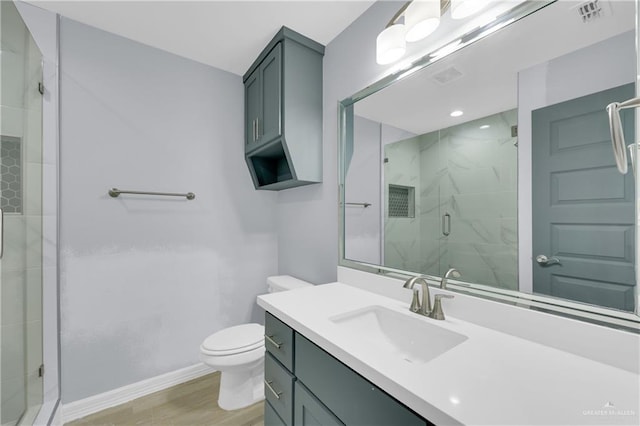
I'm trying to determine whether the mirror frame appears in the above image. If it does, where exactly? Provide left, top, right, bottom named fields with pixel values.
left=338, top=0, right=640, bottom=331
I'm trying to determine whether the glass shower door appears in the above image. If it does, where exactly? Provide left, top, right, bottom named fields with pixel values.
left=0, top=1, right=44, bottom=424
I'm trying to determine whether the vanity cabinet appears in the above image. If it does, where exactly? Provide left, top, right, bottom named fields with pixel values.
left=263, top=312, right=431, bottom=426
left=243, top=27, right=324, bottom=190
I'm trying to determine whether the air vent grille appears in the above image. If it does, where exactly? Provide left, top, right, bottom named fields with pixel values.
left=577, top=0, right=603, bottom=23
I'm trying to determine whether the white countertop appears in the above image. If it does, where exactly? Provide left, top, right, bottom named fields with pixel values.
left=257, top=282, right=640, bottom=426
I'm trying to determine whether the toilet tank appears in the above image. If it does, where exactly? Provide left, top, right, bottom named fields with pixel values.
left=267, top=275, right=313, bottom=293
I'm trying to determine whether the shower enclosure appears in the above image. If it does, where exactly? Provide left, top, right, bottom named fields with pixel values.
left=0, top=1, right=44, bottom=424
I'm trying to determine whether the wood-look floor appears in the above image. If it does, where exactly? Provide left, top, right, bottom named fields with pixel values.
left=66, top=372, right=264, bottom=426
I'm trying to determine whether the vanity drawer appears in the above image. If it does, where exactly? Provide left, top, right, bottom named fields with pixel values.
left=265, top=312, right=294, bottom=370
left=265, top=400, right=287, bottom=426
left=295, top=334, right=428, bottom=426
left=265, top=352, right=295, bottom=426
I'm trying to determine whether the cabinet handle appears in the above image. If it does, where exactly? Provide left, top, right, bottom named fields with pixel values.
left=252, top=119, right=257, bottom=142
left=264, top=380, right=282, bottom=399
left=264, top=334, right=282, bottom=349
left=256, top=118, right=260, bottom=139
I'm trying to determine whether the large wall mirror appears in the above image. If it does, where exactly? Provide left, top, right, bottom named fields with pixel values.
left=339, top=0, right=640, bottom=328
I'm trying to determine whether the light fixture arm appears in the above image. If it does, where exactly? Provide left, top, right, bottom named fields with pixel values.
left=385, top=0, right=451, bottom=28
left=385, top=1, right=412, bottom=28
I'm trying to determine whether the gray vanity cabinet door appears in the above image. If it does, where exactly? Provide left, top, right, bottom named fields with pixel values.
left=259, top=43, right=282, bottom=147
left=295, top=334, right=428, bottom=426
left=265, top=401, right=287, bottom=426
left=294, top=382, right=344, bottom=426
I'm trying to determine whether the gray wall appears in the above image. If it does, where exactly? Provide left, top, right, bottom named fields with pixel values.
left=277, top=1, right=401, bottom=284
left=59, top=18, right=279, bottom=403
left=344, top=115, right=382, bottom=265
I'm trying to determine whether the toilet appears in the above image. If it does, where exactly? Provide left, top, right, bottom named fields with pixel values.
left=199, top=275, right=312, bottom=410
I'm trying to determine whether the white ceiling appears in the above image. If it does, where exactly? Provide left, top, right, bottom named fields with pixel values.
left=355, top=0, right=636, bottom=135
left=24, top=0, right=375, bottom=76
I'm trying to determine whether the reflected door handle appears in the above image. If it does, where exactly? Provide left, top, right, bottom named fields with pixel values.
left=536, top=254, right=560, bottom=266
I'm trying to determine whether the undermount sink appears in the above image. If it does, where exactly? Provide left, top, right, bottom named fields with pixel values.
left=329, top=305, right=468, bottom=364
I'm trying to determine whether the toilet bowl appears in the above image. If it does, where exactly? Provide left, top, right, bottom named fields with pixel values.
left=200, top=275, right=312, bottom=410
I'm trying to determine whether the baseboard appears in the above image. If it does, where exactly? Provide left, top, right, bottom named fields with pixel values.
left=62, top=363, right=212, bottom=423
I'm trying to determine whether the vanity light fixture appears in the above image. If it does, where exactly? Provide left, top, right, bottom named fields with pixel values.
left=450, top=110, right=464, bottom=117
left=451, top=0, right=491, bottom=19
left=376, top=0, right=491, bottom=65
left=405, top=0, right=442, bottom=42
left=376, top=24, right=407, bottom=65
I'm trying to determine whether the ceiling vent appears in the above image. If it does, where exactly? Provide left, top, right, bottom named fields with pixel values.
left=431, top=66, right=463, bottom=85
left=576, top=0, right=604, bottom=23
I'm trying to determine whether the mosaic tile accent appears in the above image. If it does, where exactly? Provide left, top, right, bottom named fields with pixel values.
left=388, top=185, right=415, bottom=218
left=1, top=136, right=22, bottom=213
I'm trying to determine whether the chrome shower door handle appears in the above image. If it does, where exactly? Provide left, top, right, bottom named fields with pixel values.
left=536, top=254, right=560, bottom=266
left=0, top=208, right=3, bottom=259
left=442, top=213, right=451, bottom=236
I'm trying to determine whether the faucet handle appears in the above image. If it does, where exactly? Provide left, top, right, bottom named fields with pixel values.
left=409, top=288, right=421, bottom=313
left=429, top=294, right=454, bottom=320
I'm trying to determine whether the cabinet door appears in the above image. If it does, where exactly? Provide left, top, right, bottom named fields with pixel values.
left=295, top=334, right=428, bottom=426
left=244, top=70, right=261, bottom=152
left=265, top=401, right=287, bottom=426
left=258, top=43, right=282, bottom=146
left=294, top=382, right=344, bottom=426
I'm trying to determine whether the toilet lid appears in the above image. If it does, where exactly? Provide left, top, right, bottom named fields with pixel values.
left=201, top=323, right=264, bottom=355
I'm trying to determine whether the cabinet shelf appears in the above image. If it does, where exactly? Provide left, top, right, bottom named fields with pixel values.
left=246, top=139, right=293, bottom=189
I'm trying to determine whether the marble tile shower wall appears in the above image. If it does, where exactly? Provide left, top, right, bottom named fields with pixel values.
left=428, top=110, right=518, bottom=289
left=384, top=110, right=518, bottom=289
left=418, top=130, right=444, bottom=276
left=384, top=138, right=422, bottom=272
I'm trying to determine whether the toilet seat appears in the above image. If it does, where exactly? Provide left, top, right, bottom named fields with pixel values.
left=201, top=323, right=264, bottom=356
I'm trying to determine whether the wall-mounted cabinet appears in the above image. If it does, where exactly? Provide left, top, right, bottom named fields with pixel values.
left=243, top=27, right=324, bottom=190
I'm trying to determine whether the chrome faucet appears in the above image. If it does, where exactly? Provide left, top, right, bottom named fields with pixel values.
left=402, top=276, right=432, bottom=316
left=440, top=268, right=460, bottom=289
left=403, top=274, right=455, bottom=320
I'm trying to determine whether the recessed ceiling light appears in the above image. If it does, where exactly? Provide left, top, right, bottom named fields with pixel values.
left=480, top=124, right=490, bottom=129
left=450, top=110, right=463, bottom=117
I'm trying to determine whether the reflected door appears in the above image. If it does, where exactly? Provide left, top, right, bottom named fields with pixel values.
left=532, top=83, right=636, bottom=311
left=1, top=1, right=44, bottom=424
